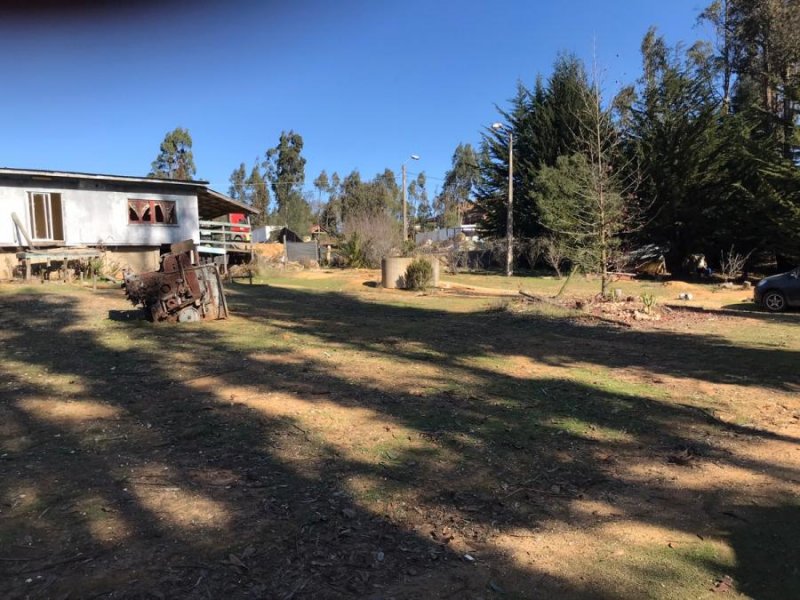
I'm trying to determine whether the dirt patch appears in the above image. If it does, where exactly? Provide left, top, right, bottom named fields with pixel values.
left=253, top=242, right=285, bottom=261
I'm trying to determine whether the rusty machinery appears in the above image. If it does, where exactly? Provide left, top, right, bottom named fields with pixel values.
left=123, top=241, right=229, bottom=323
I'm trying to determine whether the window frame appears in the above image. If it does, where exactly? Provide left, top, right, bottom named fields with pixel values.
left=128, top=199, right=178, bottom=226
left=26, top=191, right=65, bottom=242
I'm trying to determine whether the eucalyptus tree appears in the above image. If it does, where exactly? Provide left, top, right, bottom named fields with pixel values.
left=149, top=127, right=196, bottom=180
left=264, top=131, right=312, bottom=234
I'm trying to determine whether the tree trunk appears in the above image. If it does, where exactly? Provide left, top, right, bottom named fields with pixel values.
left=556, top=264, right=578, bottom=298
left=601, top=247, right=608, bottom=298
left=782, top=66, right=793, bottom=159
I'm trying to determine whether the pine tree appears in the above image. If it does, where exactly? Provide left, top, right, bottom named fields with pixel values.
left=623, top=29, right=722, bottom=264
left=475, top=83, right=534, bottom=239
left=538, top=71, right=633, bottom=296
left=475, top=55, right=591, bottom=242
left=625, top=23, right=800, bottom=264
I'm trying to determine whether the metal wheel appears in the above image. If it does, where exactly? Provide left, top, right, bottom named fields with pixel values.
left=763, top=290, right=786, bottom=313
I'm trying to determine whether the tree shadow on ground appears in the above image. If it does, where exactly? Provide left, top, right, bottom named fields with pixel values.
left=719, top=302, right=800, bottom=322
left=231, top=282, right=800, bottom=393
left=0, top=284, right=798, bottom=598
left=721, top=503, right=800, bottom=599
left=0, top=292, right=614, bottom=599
left=107, top=308, right=145, bottom=321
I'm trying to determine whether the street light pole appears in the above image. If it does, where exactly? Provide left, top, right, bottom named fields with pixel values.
left=401, top=154, right=420, bottom=242
left=506, top=130, right=514, bottom=277
left=402, top=162, right=408, bottom=241
left=493, top=123, right=514, bottom=276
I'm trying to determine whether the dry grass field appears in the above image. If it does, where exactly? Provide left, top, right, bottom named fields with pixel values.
left=1, top=270, right=798, bottom=599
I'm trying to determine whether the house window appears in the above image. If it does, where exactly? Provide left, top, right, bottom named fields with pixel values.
left=128, top=200, right=177, bottom=225
left=27, top=192, right=64, bottom=241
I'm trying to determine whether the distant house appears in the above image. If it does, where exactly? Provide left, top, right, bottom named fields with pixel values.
left=251, top=225, right=280, bottom=243
left=0, top=168, right=256, bottom=279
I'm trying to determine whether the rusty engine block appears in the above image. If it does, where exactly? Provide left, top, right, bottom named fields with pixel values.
left=123, top=242, right=229, bottom=323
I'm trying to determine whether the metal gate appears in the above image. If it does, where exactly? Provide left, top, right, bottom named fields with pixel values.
left=285, top=241, right=319, bottom=263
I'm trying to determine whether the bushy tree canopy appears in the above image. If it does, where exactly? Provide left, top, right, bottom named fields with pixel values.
left=475, top=55, right=592, bottom=241
left=149, top=127, right=196, bottom=180
left=475, top=2, right=800, bottom=270
left=264, top=131, right=312, bottom=234
left=438, top=143, right=480, bottom=227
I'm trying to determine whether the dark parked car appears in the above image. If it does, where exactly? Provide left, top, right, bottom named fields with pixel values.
left=754, top=267, right=800, bottom=312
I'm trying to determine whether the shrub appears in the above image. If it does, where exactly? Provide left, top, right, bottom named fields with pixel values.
left=446, top=239, right=467, bottom=275
left=87, top=257, right=104, bottom=277
left=538, top=236, right=569, bottom=278
left=342, top=211, right=402, bottom=268
left=87, top=254, right=122, bottom=280
left=405, top=258, right=433, bottom=290
left=719, top=245, right=751, bottom=282
left=339, top=232, right=371, bottom=268
left=400, top=239, right=416, bottom=257
left=485, top=298, right=512, bottom=313
left=640, top=292, right=658, bottom=315
left=298, top=257, right=319, bottom=270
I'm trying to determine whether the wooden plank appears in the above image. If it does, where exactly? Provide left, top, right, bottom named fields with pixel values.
left=17, top=250, right=100, bottom=262
left=197, top=246, right=226, bottom=255
left=170, top=239, right=196, bottom=255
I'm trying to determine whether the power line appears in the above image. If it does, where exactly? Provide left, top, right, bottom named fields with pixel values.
left=407, top=170, right=445, bottom=182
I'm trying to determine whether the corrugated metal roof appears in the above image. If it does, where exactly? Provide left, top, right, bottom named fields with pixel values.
left=198, top=188, right=258, bottom=218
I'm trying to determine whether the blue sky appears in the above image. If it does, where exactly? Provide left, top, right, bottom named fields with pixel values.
left=0, top=1, right=710, bottom=198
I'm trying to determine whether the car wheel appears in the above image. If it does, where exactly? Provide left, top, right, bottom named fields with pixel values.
left=763, top=290, right=787, bottom=312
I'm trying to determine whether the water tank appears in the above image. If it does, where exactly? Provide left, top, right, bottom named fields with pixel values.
left=381, top=256, right=440, bottom=289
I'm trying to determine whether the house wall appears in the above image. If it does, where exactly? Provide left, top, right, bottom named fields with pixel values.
left=0, top=178, right=199, bottom=248
left=252, top=225, right=280, bottom=243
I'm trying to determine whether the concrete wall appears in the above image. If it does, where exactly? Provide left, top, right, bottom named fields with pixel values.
left=0, top=178, right=199, bottom=248
left=0, top=249, right=17, bottom=279
left=104, top=247, right=161, bottom=274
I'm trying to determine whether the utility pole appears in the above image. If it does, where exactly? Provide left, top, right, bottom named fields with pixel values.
left=402, top=163, right=408, bottom=241
left=506, top=130, right=514, bottom=277
left=401, top=154, right=419, bottom=242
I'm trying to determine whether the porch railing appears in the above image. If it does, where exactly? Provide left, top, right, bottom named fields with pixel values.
left=198, top=220, right=252, bottom=255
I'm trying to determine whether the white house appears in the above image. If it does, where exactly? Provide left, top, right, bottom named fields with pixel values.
left=0, top=168, right=255, bottom=279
